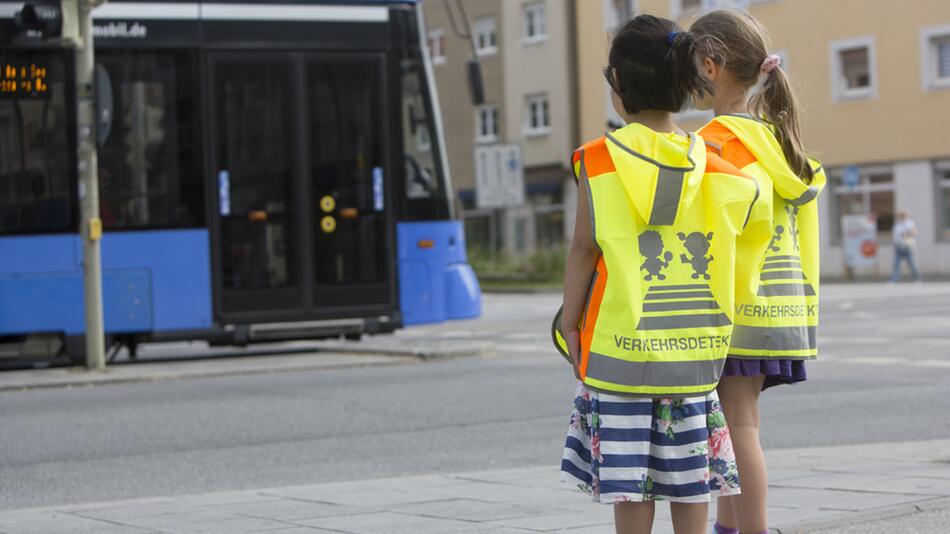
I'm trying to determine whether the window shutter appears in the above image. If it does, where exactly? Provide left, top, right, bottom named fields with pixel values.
left=937, top=37, right=950, bottom=79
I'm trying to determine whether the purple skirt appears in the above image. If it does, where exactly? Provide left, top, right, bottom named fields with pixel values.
left=721, top=357, right=807, bottom=390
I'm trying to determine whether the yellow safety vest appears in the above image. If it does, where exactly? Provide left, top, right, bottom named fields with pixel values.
left=553, top=123, right=762, bottom=397
left=699, top=115, right=826, bottom=360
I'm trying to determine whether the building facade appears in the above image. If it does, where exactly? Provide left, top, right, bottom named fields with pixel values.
left=423, top=0, right=577, bottom=259
left=575, top=0, right=950, bottom=277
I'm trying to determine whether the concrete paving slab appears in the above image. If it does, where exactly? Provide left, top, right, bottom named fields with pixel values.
left=85, top=509, right=238, bottom=529
left=295, top=510, right=484, bottom=533
left=243, top=528, right=338, bottom=534
left=159, top=516, right=290, bottom=534
left=0, top=510, right=158, bottom=534
left=485, top=509, right=614, bottom=531
left=208, top=498, right=363, bottom=521
left=391, top=498, right=545, bottom=522
left=263, top=485, right=430, bottom=508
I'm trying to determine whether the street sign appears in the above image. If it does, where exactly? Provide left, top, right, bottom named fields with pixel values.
left=474, top=144, right=524, bottom=209
left=842, top=165, right=860, bottom=189
left=842, top=214, right=878, bottom=269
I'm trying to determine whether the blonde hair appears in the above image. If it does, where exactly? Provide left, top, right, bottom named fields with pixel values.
left=691, top=10, right=814, bottom=183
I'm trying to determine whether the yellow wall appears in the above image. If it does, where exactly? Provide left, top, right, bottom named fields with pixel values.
left=581, top=0, right=950, bottom=167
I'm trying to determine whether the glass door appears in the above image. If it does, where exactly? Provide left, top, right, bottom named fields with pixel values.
left=306, top=57, right=393, bottom=310
left=210, top=54, right=303, bottom=316
left=209, top=52, right=394, bottom=321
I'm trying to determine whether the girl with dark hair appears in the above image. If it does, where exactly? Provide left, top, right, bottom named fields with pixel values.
left=556, top=14, right=765, bottom=534
left=690, top=10, right=827, bottom=534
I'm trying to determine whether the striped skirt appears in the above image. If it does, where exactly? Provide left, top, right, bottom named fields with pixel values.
left=560, top=382, right=741, bottom=504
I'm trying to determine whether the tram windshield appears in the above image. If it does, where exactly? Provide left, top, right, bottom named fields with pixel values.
left=0, top=49, right=74, bottom=235
left=400, top=55, right=451, bottom=221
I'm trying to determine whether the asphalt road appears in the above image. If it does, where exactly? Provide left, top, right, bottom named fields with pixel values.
left=0, top=282, right=948, bottom=511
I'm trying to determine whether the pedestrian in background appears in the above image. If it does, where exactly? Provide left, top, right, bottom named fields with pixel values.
left=891, top=210, right=922, bottom=282
left=690, top=10, right=826, bottom=534
left=557, top=14, right=763, bottom=534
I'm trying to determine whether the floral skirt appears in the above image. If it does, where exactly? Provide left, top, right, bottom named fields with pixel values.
left=560, top=382, right=741, bottom=504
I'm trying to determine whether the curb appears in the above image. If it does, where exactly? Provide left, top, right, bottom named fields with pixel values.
left=776, top=495, right=950, bottom=533
left=313, top=342, right=497, bottom=360
left=0, top=356, right=418, bottom=393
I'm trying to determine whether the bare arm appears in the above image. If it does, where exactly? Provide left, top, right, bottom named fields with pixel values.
left=560, top=176, right=600, bottom=378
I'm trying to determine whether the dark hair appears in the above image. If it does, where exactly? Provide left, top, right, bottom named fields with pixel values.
left=604, top=15, right=713, bottom=115
left=691, top=10, right=814, bottom=183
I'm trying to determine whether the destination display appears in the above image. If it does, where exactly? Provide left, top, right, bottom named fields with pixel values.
left=0, top=61, right=50, bottom=97
left=0, top=51, right=53, bottom=99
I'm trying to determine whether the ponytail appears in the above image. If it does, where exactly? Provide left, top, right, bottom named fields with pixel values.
left=691, top=10, right=814, bottom=183
left=750, top=67, right=815, bottom=183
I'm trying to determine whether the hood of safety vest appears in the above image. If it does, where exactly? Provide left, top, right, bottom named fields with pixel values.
left=603, top=122, right=706, bottom=227
left=713, top=114, right=826, bottom=205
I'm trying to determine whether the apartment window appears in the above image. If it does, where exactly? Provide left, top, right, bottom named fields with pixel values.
left=475, top=105, right=499, bottom=143
left=525, top=94, right=550, bottom=136
left=474, top=17, right=497, bottom=56
left=831, top=166, right=895, bottom=242
left=523, top=2, right=546, bottom=44
left=937, top=161, right=950, bottom=239
left=428, top=28, right=446, bottom=65
left=921, top=25, right=950, bottom=91
left=830, top=36, right=877, bottom=101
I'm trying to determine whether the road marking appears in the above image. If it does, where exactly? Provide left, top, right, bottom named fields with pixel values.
left=822, top=356, right=950, bottom=369
left=507, top=344, right=547, bottom=353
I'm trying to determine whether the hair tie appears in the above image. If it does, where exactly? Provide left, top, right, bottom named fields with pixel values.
left=667, top=31, right=679, bottom=45
left=760, top=54, right=782, bottom=74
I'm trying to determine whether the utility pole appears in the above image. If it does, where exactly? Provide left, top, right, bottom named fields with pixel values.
left=14, top=0, right=105, bottom=368
left=74, top=0, right=106, bottom=370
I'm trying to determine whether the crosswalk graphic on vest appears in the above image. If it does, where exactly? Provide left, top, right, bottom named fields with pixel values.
left=758, top=205, right=816, bottom=297
left=637, top=230, right=731, bottom=331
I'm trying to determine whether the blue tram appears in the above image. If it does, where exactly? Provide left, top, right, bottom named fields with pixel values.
left=0, top=0, right=481, bottom=361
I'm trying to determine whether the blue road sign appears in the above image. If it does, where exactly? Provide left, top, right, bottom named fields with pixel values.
left=842, top=165, right=860, bottom=189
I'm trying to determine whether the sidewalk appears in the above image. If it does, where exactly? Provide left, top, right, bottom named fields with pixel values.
left=2, top=439, right=948, bottom=534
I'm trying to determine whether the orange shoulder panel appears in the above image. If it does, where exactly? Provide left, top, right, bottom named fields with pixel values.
left=576, top=136, right=614, bottom=178
left=705, top=151, right=752, bottom=180
left=699, top=121, right=757, bottom=170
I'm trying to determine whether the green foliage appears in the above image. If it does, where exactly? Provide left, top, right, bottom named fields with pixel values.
left=468, top=244, right=567, bottom=284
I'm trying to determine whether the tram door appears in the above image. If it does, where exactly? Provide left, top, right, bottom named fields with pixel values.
left=209, top=53, right=394, bottom=322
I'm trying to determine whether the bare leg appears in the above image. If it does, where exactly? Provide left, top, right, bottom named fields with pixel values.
left=670, top=502, right=709, bottom=534
left=715, top=495, right=738, bottom=532
left=716, top=374, right=768, bottom=533
left=614, top=501, right=655, bottom=534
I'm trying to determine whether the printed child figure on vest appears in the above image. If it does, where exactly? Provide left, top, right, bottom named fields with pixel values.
left=690, top=10, right=826, bottom=534
left=552, top=14, right=767, bottom=534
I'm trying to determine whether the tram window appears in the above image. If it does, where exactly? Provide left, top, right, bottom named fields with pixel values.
left=401, top=58, right=451, bottom=220
left=95, top=52, right=203, bottom=230
left=309, top=60, right=386, bottom=286
left=0, top=50, right=75, bottom=235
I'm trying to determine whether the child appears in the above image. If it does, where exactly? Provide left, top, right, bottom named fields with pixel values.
left=690, top=10, right=826, bottom=534
left=555, top=15, right=764, bottom=534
